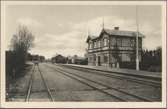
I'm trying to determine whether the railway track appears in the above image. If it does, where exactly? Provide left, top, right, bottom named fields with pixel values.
left=49, top=65, right=152, bottom=102
left=60, top=65, right=161, bottom=88
left=25, top=65, right=54, bottom=102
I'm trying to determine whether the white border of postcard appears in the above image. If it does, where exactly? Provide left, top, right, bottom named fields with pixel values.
left=1, top=1, right=166, bottom=108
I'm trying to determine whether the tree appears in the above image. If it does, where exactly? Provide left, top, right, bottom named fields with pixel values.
left=10, top=25, right=35, bottom=77
left=11, top=25, right=34, bottom=52
left=155, top=46, right=162, bottom=65
left=141, top=47, right=162, bottom=72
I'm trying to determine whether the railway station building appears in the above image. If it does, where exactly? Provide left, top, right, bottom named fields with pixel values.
left=86, top=27, right=145, bottom=68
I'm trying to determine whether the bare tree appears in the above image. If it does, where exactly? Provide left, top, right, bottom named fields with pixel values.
left=10, top=25, right=35, bottom=77
left=11, top=25, right=34, bottom=52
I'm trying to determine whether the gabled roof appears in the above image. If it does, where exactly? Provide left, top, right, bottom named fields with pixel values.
left=101, top=28, right=145, bottom=37
left=86, top=28, right=145, bottom=43
left=86, top=35, right=98, bottom=43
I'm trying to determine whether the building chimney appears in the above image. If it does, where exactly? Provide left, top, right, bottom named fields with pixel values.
left=114, top=27, right=119, bottom=30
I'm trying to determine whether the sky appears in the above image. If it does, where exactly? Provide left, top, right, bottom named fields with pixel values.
left=5, top=5, right=162, bottom=59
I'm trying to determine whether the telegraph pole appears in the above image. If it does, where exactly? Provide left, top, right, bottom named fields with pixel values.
left=102, top=17, right=104, bottom=30
left=136, top=5, right=139, bottom=70
left=88, top=28, right=90, bottom=36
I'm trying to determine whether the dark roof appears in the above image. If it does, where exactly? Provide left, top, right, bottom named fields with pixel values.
left=90, top=36, right=97, bottom=39
left=102, top=28, right=145, bottom=37
left=86, top=35, right=98, bottom=43
left=86, top=28, right=145, bottom=43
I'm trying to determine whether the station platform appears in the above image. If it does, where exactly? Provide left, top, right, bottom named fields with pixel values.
left=63, top=64, right=161, bottom=81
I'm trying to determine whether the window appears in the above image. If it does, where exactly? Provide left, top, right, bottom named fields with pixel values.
left=103, top=54, right=108, bottom=63
left=122, top=38, right=130, bottom=47
left=88, top=42, right=91, bottom=49
left=89, top=57, right=92, bottom=62
left=139, top=38, right=142, bottom=48
left=116, top=38, right=122, bottom=46
left=93, top=41, right=96, bottom=48
left=103, top=38, right=108, bottom=46
left=98, top=40, right=101, bottom=48
left=111, top=37, right=116, bottom=46
left=96, top=40, right=100, bottom=48
left=130, top=38, right=142, bottom=48
left=93, top=54, right=96, bottom=61
left=89, top=42, right=94, bottom=49
left=130, top=39, right=135, bottom=47
left=122, top=53, right=130, bottom=62
left=94, top=41, right=100, bottom=48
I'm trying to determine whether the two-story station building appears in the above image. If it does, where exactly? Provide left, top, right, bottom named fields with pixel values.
left=86, top=27, right=144, bottom=68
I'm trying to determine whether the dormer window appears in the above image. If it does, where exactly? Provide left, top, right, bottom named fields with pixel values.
left=95, top=40, right=101, bottom=48
left=94, top=41, right=97, bottom=48
left=89, top=41, right=93, bottom=49
left=88, top=43, right=91, bottom=49
left=103, top=38, right=108, bottom=46
left=98, top=40, right=101, bottom=48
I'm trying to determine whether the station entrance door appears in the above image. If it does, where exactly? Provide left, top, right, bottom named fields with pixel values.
left=98, top=56, right=101, bottom=66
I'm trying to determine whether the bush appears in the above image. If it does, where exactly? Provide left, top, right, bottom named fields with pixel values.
left=119, top=62, right=136, bottom=69
left=6, top=51, right=14, bottom=90
left=147, top=65, right=161, bottom=72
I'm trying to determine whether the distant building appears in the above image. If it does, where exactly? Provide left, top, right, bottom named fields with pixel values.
left=86, top=27, right=144, bottom=68
left=67, top=55, right=88, bottom=65
left=28, top=54, right=45, bottom=62
left=31, top=55, right=40, bottom=61
left=51, top=54, right=66, bottom=64
left=72, top=55, right=87, bottom=65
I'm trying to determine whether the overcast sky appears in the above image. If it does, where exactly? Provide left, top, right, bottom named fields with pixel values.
left=5, top=5, right=162, bottom=58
